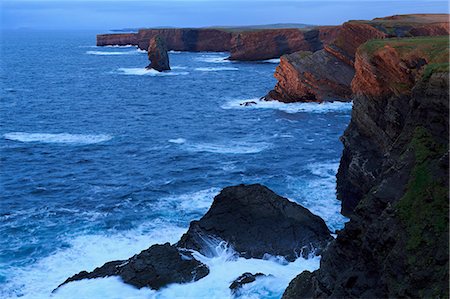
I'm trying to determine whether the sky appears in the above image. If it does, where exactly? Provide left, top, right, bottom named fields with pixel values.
left=1, top=0, right=449, bottom=31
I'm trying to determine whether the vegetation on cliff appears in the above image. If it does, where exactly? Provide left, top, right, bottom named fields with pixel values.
left=283, top=35, right=449, bottom=298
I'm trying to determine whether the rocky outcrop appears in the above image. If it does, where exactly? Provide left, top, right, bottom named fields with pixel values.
left=57, top=243, right=209, bottom=290
left=146, top=36, right=170, bottom=72
left=283, top=36, right=449, bottom=298
left=264, top=50, right=355, bottom=102
left=177, top=184, right=332, bottom=261
left=229, top=272, right=266, bottom=295
left=265, top=14, right=449, bottom=103
left=58, top=184, right=331, bottom=291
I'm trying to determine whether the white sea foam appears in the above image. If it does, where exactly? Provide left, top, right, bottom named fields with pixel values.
left=117, top=68, right=189, bottom=76
left=104, top=44, right=135, bottom=48
left=1, top=221, right=186, bottom=299
left=262, top=58, right=280, bottom=64
left=47, top=241, right=320, bottom=299
left=288, top=161, right=348, bottom=232
left=168, top=50, right=182, bottom=54
left=222, top=98, right=353, bottom=113
left=195, top=67, right=238, bottom=72
left=171, top=66, right=188, bottom=70
left=158, top=188, right=221, bottom=213
left=184, top=141, right=270, bottom=154
left=168, top=138, right=186, bottom=144
left=86, top=50, right=138, bottom=55
left=3, top=132, right=112, bottom=145
left=195, top=55, right=230, bottom=63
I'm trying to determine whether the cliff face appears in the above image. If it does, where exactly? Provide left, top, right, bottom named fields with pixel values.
left=96, top=27, right=340, bottom=61
left=228, top=27, right=340, bottom=61
left=266, top=14, right=449, bottom=103
left=97, top=33, right=138, bottom=46
left=283, top=36, right=449, bottom=298
left=136, top=28, right=232, bottom=52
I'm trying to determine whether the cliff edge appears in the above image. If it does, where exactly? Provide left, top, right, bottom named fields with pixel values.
left=283, top=35, right=449, bottom=298
left=265, top=14, right=449, bottom=103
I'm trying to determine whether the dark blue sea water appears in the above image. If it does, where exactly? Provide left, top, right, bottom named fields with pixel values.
left=0, top=31, right=351, bottom=298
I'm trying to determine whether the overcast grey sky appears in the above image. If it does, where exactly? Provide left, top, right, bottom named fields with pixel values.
left=1, top=0, right=448, bottom=31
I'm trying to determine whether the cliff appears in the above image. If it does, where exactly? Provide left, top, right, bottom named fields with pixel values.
left=96, top=26, right=340, bottom=61
left=228, top=26, right=340, bottom=61
left=283, top=36, right=449, bottom=298
left=265, top=14, right=449, bottom=102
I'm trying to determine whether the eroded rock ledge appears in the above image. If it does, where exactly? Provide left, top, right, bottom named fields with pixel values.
left=283, top=36, right=449, bottom=298
left=265, top=14, right=449, bottom=103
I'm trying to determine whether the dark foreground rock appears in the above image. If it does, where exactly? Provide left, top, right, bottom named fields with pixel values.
left=177, top=184, right=332, bottom=261
left=58, top=184, right=332, bottom=291
left=283, top=36, right=449, bottom=298
left=146, top=36, right=170, bottom=72
left=229, top=272, right=266, bottom=295
left=57, top=243, right=209, bottom=290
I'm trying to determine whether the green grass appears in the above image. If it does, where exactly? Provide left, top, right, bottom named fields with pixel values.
left=396, top=126, right=448, bottom=251
left=360, top=35, right=449, bottom=59
left=359, top=36, right=449, bottom=81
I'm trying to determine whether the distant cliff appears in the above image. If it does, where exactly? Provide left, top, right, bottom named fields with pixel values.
left=265, top=14, right=449, bottom=102
left=283, top=35, right=449, bottom=298
left=96, top=26, right=339, bottom=61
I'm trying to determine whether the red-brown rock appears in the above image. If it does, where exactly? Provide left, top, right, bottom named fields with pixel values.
left=146, top=36, right=170, bottom=72
left=96, top=26, right=340, bottom=61
left=265, top=14, right=449, bottom=103
left=228, top=27, right=340, bottom=61
left=97, top=33, right=138, bottom=46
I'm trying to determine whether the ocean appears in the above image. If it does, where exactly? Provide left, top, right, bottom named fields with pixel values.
left=0, top=30, right=351, bottom=298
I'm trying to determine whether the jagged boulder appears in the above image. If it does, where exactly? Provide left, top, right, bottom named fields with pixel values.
left=177, top=184, right=332, bottom=261
left=57, top=243, right=209, bottom=290
left=146, top=36, right=170, bottom=72
left=229, top=272, right=266, bottom=295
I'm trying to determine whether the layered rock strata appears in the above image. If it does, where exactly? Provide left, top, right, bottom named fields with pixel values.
left=283, top=36, right=449, bottom=298
left=97, top=26, right=339, bottom=61
left=265, top=14, right=449, bottom=102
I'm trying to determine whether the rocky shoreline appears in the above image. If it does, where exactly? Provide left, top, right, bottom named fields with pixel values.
left=63, top=13, right=449, bottom=298
left=56, top=184, right=332, bottom=293
left=264, top=14, right=449, bottom=103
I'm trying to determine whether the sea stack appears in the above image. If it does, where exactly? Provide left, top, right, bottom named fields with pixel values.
left=146, top=36, right=170, bottom=72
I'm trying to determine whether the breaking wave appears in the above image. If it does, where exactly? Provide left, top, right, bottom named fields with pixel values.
left=3, top=132, right=112, bottom=145
left=221, top=98, right=353, bottom=113
left=195, top=67, right=239, bottom=72
left=117, top=68, right=189, bottom=76
left=183, top=141, right=271, bottom=154
left=86, top=50, right=139, bottom=55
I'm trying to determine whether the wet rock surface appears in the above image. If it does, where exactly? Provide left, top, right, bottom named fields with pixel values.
left=57, top=243, right=209, bottom=290
left=177, top=184, right=332, bottom=261
left=229, top=272, right=266, bottom=295
left=146, top=36, right=170, bottom=72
